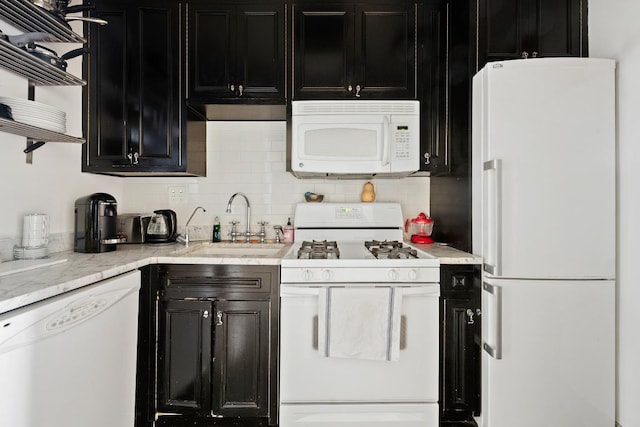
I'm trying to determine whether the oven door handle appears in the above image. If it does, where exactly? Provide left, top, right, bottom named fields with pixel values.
left=280, top=285, right=439, bottom=297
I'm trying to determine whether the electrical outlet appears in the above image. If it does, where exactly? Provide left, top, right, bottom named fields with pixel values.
left=168, top=186, right=186, bottom=203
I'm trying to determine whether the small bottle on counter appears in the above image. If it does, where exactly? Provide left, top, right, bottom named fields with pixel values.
left=283, top=217, right=294, bottom=243
left=212, top=216, right=221, bottom=242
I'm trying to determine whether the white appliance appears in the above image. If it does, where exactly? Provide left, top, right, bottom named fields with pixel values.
left=0, top=270, right=141, bottom=427
left=289, top=100, right=420, bottom=178
left=471, top=58, right=616, bottom=427
left=280, top=202, right=440, bottom=427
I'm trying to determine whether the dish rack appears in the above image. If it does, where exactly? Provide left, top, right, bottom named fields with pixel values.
left=0, top=0, right=86, bottom=162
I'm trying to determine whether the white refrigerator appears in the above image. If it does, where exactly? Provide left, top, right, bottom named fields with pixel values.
left=471, top=58, right=616, bottom=427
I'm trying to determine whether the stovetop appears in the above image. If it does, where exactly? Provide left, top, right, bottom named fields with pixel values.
left=280, top=202, right=440, bottom=269
left=281, top=239, right=439, bottom=268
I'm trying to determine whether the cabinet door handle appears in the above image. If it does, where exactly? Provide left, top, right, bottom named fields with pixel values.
left=424, top=152, right=431, bottom=165
left=203, top=310, right=209, bottom=319
left=347, top=84, right=353, bottom=92
left=216, top=310, right=223, bottom=326
left=531, top=51, right=539, bottom=58
left=466, top=308, right=475, bottom=324
left=521, top=51, right=529, bottom=59
left=354, top=84, right=361, bottom=97
left=238, top=84, right=244, bottom=97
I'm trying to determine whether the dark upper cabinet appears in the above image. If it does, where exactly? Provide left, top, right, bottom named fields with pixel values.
left=187, top=1, right=286, bottom=103
left=293, top=2, right=417, bottom=99
left=418, top=0, right=471, bottom=176
left=477, top=0, right=586, bottom=69
left=83, top=0, right=206, bottom=176
left=418, top=0, right=447, bottom=174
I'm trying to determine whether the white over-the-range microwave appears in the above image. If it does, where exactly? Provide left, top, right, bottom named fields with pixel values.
left=288, top=100, right=420, bottom=178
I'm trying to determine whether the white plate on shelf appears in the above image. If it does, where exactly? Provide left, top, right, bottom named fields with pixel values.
left=0, top=97, right=65, bottom=115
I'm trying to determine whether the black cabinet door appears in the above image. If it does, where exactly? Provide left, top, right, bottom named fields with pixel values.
left=293, top=2, right=416, bottom=100
left=439, top=264, right=481, bottom=422
left=212, top=300, right=270, bottom=418
left=293, top=4, right=354, bottom=99
left=355, top=4, right=416, bottom=99
left=418, top=0, right=447, bottom=174
left=158, top=299, right=213, bottom=416
left=84, top=0, right=183, bottom=173
left=188, top=3, right=236, bottom=100
left=236, top=4, right=286, bottom=101
left=441, top=297, right=480, bottom=419
left=188, top=2, right=285, bottom=102
left=477, top=0, right=586, bottom=69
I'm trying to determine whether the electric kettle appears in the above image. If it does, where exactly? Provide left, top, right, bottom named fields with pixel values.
left=145, top=209, right=177, bottom=243
left=405, top=212, right=434, bottom=244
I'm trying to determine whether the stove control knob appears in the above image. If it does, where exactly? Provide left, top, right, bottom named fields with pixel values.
left=304, top=270, right=313, bottom=281
left=388, top=269, right=399, bottom=281
left=322, top=269, right=333, bottom=281
left=409, top=269, right=418, bottom=280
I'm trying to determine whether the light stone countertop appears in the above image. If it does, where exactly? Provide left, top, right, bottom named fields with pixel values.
left=412, top=242, right=483, bottom=265
left=0, top=240, right=480, bottom=315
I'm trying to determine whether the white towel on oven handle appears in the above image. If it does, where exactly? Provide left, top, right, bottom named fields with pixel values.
left=317, top=286, right=403, bottom=361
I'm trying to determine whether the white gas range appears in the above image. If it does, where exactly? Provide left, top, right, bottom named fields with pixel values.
left=279, top=203, right=440, bottom=427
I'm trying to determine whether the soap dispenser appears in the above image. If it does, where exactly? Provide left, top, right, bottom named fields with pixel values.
left=284, top=218, right=294, bottom=243
left=212, top=216, right=221, bottom=242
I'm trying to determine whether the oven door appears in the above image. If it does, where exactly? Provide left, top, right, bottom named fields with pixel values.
left=280, top=284, right=440, bottom=403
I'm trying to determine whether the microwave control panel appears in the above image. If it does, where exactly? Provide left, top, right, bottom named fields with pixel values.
left=393, top=125, right=412, bottom=159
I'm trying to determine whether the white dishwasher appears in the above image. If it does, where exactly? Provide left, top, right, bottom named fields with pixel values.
left=0, top=270, right=141, bottom=427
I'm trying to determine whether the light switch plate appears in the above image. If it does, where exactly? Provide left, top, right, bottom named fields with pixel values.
left=168, top=186, right=186, bottom=203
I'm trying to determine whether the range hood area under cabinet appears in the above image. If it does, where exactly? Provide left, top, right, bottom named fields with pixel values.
left=0, top=0, right=86, bottom=163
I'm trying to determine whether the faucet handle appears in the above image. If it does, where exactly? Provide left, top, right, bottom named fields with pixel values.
left=257, top=220, right=268, bottom=228
left=273, top=225, right=283, bottom=243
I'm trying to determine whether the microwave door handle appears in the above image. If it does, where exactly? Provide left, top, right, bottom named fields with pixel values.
left=382, top=116, right=390, bottom=166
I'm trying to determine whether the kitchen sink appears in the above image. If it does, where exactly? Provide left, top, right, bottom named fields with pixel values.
left=175, top=242, right=288, bottom=258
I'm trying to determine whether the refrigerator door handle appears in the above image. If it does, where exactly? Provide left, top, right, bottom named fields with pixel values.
left=483, top=159, right=502, bottom=276
left=483, top=281, right=502, bottom=359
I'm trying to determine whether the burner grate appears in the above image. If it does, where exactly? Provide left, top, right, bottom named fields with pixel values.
left=365, top=240, right=418, bottom=259
left=297, top=240, right=340, bottom=259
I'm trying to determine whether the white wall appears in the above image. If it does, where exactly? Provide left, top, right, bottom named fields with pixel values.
left=0, top=21, right=123, bottom=260
left=589, top=2, right=640, bottom=426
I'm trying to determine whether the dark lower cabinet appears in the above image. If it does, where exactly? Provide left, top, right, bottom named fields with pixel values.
left=440, top=264, right=481, bottom=425
left=159, top=299, right=213, bottom=415
left=159, top=298, right=270, bottom=418
left=137, top=264, right=279, bottom=426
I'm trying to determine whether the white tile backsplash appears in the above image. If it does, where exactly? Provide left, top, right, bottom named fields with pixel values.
left=121, top=121, right=430, bottom=242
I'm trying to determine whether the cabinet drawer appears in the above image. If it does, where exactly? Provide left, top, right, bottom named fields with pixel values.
left=159, top=264, right=278, bottom=297
left=440, top=265, right=477, bottom=295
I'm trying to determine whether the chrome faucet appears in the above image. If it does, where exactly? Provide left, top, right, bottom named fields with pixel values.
left=226, top=192, right=251, bottom=242
left=177, top=206, right=206, bottom=245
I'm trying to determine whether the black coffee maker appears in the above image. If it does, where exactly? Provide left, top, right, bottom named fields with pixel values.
left=74, top=193, right=121, bottom=253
